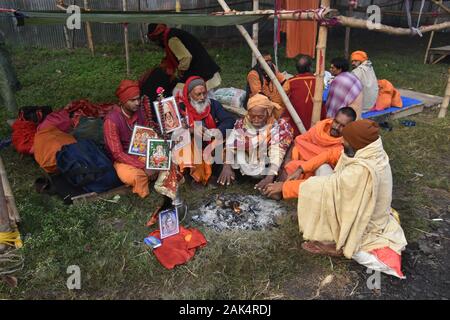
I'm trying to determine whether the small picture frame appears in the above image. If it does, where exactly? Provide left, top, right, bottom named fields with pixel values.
left=146, top=139, right=172, bottom=170
left=128, top=125, right=157, bottom=157
left=159, top=207, right=180, bottom=239
left=153, top=96, right=182, bottom=134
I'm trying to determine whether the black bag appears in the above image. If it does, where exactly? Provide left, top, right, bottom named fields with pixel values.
left=18, top=106, right=52, bottom=124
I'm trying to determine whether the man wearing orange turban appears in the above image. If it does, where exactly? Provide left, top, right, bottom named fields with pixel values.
left=295, top=119, right=407, bottom=279
left=217, top=94, right=293, bottom=191
left=103, top=80, right=183, bottom=208
left=351, top=50, right=379, bottom=113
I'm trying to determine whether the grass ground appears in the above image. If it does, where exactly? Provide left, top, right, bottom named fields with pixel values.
left=0, top=30, right=449, bottom=299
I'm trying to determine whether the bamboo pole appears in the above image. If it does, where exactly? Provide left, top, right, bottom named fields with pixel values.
left=217, top=9, right=450, bottom=35
left=251, top=0, right=259, bottom=67
left=438, top=68, right=450, bottom=118
left=424, top=0, right=441, bottom=64
left=0, top=157, right=12, bottom=253
left=214, top=8, right=339, bottom=20
left=0, top=157, right=20, bottom=226
left=432, top=0, right=450, bottom=15
left=138, top=0, right=146, bottom=45
left=123, top=0, right=130, bottom=77
left=311, top=0, right=330, bottom=126
left=84, top=0, right=95, bottom=56
left=344, top=5, right=353, bottom=59
left=216, top=0, right=307, bottom=134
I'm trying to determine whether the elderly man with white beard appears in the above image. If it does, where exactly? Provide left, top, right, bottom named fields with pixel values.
left=177, top=76, right=236, bottom=186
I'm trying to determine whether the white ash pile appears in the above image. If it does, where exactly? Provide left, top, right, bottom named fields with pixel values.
left=191, top=194, right=287, bottom=231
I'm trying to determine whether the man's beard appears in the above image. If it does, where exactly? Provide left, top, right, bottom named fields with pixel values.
left=190, top=97, right=210, bottom=114
left=344, top=145, right=356, bottom=158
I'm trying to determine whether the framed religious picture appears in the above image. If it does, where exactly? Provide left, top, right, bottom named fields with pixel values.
left=159, top=207, right=179, bottom=239
left=153, top=96, right=182, bottom=134
left=146, top=139, right=172, bottom=171
left=128, top=125, right=157, bottom=157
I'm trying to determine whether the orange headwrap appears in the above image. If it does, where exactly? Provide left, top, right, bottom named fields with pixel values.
left=351, top=50, right=368, bottom=62
left=246, top=94, right=281, bottom=117
left=342, top=119, right=379, bottom=151
left=115, top=80, right=140, bottom=104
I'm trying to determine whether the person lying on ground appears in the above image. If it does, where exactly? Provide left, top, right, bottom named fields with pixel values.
left=291, top=120, right=407, bottom=278
left=103, top=80, right=183, bottom=207
left=326, top=57, right=363, bottom=119
left=351, top=50, right=379, bottom=113
left=245, top=52, right=289, bottom=115
left=176, top=76, right=236, bottom=187
left=217, top=94, right=293, bottom=191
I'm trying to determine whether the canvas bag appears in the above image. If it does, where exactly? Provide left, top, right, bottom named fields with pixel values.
left=56, top=139, right=122, bottom=193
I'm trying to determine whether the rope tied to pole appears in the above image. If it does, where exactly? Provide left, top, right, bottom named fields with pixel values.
left=0, top=230, right=23, bottom=249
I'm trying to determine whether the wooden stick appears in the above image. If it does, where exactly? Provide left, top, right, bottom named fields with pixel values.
left=84, top=0, right=95, bottom=56
left=0, top=157, right=19, bottom=226
left=123, top=0, right=130, bottom=77
left=251, top=0, right=259, bottom=67
left=438, top=67, right=450, bottom=118
left=344, top=5, right=353, bottom=59
left=432, top=0, right=450, bottom=15
left=425, top=0, right=442, bottom=64
left=214, top=8, right=339, bottom=20
left=138, top=0, right=146, bottom=45
left=216, top=0, right=307, bottom=134
left=217, top=9, right=450, bottom=35
left=311, top=0, right=330, bottom=126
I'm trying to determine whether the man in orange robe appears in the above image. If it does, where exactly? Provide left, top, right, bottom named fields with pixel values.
left=262, top=107, right=357, bottom=199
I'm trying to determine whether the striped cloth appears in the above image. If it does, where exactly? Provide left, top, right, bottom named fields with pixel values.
left=325, top=72, right=362, bottom=118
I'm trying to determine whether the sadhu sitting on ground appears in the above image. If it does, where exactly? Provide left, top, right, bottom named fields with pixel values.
left=294, top=120, right=407, bottom=278
left=217, top=94, right=293, bottom=191
left=176, top=76, right=236, bottom=186
left=262, top=107, right=357, bottom=200
left=103, top=80, right=183, bottom=207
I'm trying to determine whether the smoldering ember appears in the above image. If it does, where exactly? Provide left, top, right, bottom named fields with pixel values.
left=191, top=194, right=287, bottom=231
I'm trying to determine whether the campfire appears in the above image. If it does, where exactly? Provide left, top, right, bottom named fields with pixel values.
left=191, top=194, right=287, bottom=231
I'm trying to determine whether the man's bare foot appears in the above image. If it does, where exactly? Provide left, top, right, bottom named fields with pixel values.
left=301, top=241, right=343, bottom=257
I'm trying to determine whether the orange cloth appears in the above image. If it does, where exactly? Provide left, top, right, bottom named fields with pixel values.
left=149, top=226, right=207, bottom=270
left=285, top=0, right=319, bottom=58
left=351, top=51, right=368, bottom=62
left=282, top=147, right=341, bottom=199
left=373, top=79, right=403, bottom=111
left=33, top=126, right=77, bottom=173
left=176, top=141, right=212, bottom=185
left=284, top=118, right=343, bottom=175
left=113, top=161, right=149, bottom=198
left=247, top=69, right=289, bottom=113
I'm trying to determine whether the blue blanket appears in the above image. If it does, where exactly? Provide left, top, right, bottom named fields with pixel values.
left=322, top=88, right=422, bottom=119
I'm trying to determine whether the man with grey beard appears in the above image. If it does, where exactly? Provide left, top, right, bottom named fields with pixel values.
left=177, top=76, right=236, bottom=186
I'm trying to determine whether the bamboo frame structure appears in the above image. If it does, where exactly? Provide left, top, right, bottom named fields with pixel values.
left=424, top=0, right=442, bottom=64
left=344, top=4, right=353, bottom=59
left=438, top=68, right=450, bottom=118
left=432, top=0, right=450, bottom=15
left=216, top=0, right=307, bottom=134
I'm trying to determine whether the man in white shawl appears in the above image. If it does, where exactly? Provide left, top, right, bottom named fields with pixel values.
left=297, top=119, right=407, bottom=278
left=351, top=51, right=379, bottom=113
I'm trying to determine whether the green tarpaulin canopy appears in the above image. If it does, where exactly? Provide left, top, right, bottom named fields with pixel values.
left=2, top=11, right=267, bottom=27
